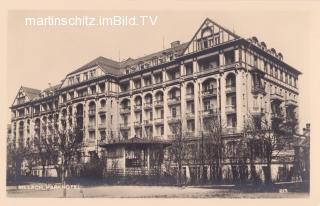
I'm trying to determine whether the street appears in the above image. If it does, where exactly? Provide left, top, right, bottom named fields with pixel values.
left=7, top=184, right=308, bottom=198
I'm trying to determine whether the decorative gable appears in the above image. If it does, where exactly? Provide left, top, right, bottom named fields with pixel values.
left=12, top=87, right=30, bottom=106
left=183, top=18, right=239, bottom=55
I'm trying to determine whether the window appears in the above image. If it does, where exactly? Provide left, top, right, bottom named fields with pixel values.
left=275, top=68, right=278, bottom=79
left=225, top=51, right=235, bottom=65
left=270, top=66, right=274, bottom=76
left=76, top=75, right=80, bottom=83
left=110, top=115, right=113, bottom=125
left=214, top=35, right=220, bottom=45
left=254, top=56, right=258, bottom=67
left=160, top=109, right=164, bottom=119
left=84, top=72, right=88, bottom=81
left=172, top=107, right=177, bottom=117
left=187, top=120, right=195, bottom=132
left=264, top=61, right=268, bottom=73
left=203, top=100, right=211, bottom=111
left=160, top=126, right=164, bottom=135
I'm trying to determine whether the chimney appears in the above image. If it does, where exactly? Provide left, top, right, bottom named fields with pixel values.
left=171, top=41, right=180, bottom=48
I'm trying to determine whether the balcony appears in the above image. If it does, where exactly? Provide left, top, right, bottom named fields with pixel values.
left=223, top=127, right=237, bottom=134
left=144, top=120, right=153, bottom=127
left=271, top=112, right=284, bottom=121
left=98, top=123, right=106, bottom=130
left=167, top=115, right=181, bottom=124
left=134, top=121, right=142, bottom=128
left=251, top=107, right=264, bottom=116
left=270, top=93, right=284, bottom=102
left=202, top=89, right=217, bottom=98
left=225, top=85, right=236, bottom=94
left=252, top=85, right=266, bottom=95
left=18, top=127, right=24, bottom=132
left=167, top=96, right=181, bottom=106
left=134, top=105, right=142, bottom=112
left=185, top=112, right=195, bottom=120
left=34, top=125, right=40, bottom=130
left=120, top=107, right=131, bottom=115
left=98, top=107, right=107, bottom=113
left=120, top=123, right=130, bottom=130
left=154, top=100, right=164, bottom=108
left=76, top=112, right=83, bottom=118
left=88, top=124, right=96, bottom=131
left=144, top=103, right=152, bottom=110
left=225, top=105, right=236, bottom=114
left=88, top=109, right=96, bottom=116
left=285, top=99, right=298, bottom=107
left=154, top=118, right=164, bottom=126
left=186, top=93, right=194, bottom=101
left=202, top=108, right=218, bottom=118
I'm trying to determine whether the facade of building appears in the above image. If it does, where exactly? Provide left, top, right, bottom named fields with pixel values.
left=9, top=18, right=301, bottom=181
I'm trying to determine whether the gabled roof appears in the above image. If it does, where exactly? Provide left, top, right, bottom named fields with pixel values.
left=182, top=18, right=240, bottom=55
left=68, top=56, right=123, bottom=76
left=21, top=86, right=41, bottom=100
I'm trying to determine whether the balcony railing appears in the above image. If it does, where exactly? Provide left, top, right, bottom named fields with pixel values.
left=120, top=107, right=131, bottom=114
left=134, top=105, right=142, bottom=112
left=144, top=102, right=152, bottom=110
left=167, top=115, right=181, bottom=124
left=252, top=85, right=265, bottom=95
left=88, top=124, right=96, bottom=131
left=98, top=123, right=106, bottom=130
left=202, top=108, right=218, bottom=118
left=270, top=93, right=284, bottom=102
left=154, top=100, right=164, bottom=108
left=120, top=123, right=130, bottom=130
left=143, top=120, right=153, bottom=126
left=134, top=121, right=142, bottom=128
left=88, top=109, right=96, bottom=116
left=202, top=89, right=217, bottom=98
left=271, top=112, right=284, bottom=120
left=167, top=96, right=181, bottom=105
left=154, top=118, right=164, bottom=125
left=186, top=93, right=194, bottom=101
left=252, top=107, right=264, bottom=116
left=225, top=105, right=236, bottom=114
left=186, top=112, right=195, bottom=119
left=285, top=99, right=298, bottom=107
left=225, top=85, right=236, bottom=93
left=98, top=107, right=107, bottom=113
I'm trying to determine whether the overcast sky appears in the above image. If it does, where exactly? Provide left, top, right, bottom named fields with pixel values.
left=7, top=10, right=311, bottom=130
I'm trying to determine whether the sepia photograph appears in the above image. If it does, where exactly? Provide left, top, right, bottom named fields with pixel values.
left=2, top=0, right=318, bottom=202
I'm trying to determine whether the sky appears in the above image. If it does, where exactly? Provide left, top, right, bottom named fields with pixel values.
left=7, top=10, right=311, bottom=131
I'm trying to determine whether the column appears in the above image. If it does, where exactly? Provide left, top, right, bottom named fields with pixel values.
left=163, top=88, right=169, bottom=140
left=236, top=71, right=244, bottom=132
left=194, top=80, right=200, bottom=137
left=180, top=83, right=187, bottom=136
left=220, top=74, right=226, bottom=127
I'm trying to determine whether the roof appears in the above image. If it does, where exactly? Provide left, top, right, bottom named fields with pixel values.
left=121, top=42, right=189, bottom=68
left=68, top=56, right=123, bottom=76
left=43, top=83, right=62, bottom=92
left=21, top=86, right=41, bottom=100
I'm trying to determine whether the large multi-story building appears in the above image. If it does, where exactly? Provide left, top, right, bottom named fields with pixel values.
left=9, top=18, right=301, bottom=180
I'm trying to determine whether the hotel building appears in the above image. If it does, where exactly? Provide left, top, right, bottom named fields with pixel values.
left=9, top=18, right=301, bottom=179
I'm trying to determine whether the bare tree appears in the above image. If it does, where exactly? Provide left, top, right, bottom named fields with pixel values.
left=202, top=112, right=225, bottom=184
left=166, top=120, right=188, bottom=186
left=243, top=113, right=297, bottom=184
